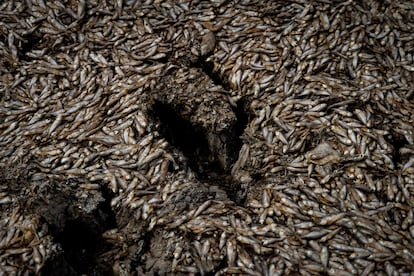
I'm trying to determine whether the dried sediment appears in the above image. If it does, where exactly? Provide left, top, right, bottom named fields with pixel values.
left=1, top=0, right=414, bottom=275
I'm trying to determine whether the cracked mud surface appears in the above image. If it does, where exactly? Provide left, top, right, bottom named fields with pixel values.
left=1, top=0, right=414, bottom=275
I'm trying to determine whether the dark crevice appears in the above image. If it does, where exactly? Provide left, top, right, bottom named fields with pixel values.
left=224, top=180, right=247, bottom=206
left=230, top=97, right=249, bottom=162
left=385, top=133, right=408, bottom=167
left=40, top=254, right=78, bottom=276
left=99, top=186, right=118, bottom=230
left=151, top=97, right=249, bottom=205
left=152, top=100, right=223, bottom=179
left=55, top=220, right=102, bottom=274
left=194, top=56, right=231, bottom=91
left=208, top=256, right=228, bottom=275
left=40, top=186, right=117, bottom=276
left=130, top=231, right=153, bottom=271
left=19, top=34, right=43, bottom=60
left=152, top=50, right=250, bottom=205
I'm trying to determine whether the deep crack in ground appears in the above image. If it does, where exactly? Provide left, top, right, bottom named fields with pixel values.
left=40, top=186, right=117, bottom=276
left=152, top=93, right=249, bottom=205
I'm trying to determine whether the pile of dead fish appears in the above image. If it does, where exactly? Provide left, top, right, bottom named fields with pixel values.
left=1, top=0, right=414, bottom=275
